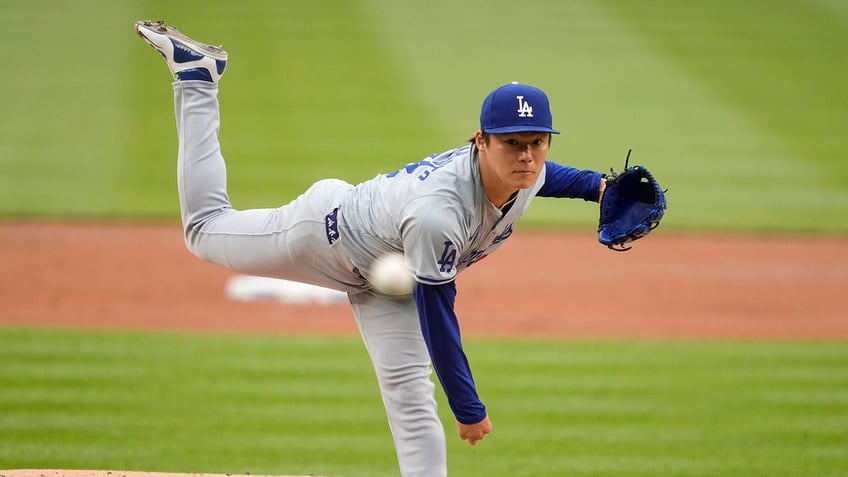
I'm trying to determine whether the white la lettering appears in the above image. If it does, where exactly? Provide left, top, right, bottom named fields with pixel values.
left=516, top=96, right=534, bottom=117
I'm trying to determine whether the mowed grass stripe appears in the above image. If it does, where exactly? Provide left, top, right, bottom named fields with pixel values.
left=0, top=327, right=398, bottom=476
left=595, top=0, right=848, bottom=232
left=126, top=0, right=443, bottom=214
left=453, top=339, right=848, bottom=476
left=4, top=328, right=847, bottom=476
left=0, top=1, right=131, bottom=217
left=0, top=0, right=845, bottom=233
left=599, top=0, right=848, bottom=172
left=369, top=0, right=848, bottom=233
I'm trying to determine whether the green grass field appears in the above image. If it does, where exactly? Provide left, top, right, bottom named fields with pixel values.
left=0, top=0, right=846, bottom=231
left=1, top=1, right=847, bottom=476
left=2, top=328, right=847, bottom=477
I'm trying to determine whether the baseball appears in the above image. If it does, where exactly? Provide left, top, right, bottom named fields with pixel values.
left=370, top=252, right=415, bottom=296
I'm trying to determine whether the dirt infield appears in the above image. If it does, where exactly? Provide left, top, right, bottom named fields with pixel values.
left=1, top=221, right=846, bottom=338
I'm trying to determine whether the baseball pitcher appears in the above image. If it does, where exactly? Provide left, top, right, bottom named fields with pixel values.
left=134, top=19, right=663, bottom=477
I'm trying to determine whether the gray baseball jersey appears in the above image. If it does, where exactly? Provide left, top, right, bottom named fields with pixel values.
left=340, top=144, right=544, bottom=288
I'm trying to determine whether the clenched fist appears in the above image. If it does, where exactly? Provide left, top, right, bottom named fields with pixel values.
left=456, top=415, right=492, bottom=446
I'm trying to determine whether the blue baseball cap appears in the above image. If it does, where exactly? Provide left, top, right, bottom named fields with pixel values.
left=480, top=82, right=560, bottom=134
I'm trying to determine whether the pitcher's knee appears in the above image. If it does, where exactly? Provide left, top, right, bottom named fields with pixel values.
left=380, top=367, right=438, bottom=415
left=183, top=226, right=210, bottom=261
left=180, top=211, right=233, bottom=265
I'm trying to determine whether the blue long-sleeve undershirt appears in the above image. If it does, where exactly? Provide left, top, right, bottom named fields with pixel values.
left=538, top=161, right=603, bottom=201
left=413, top=281, right=486, bottom=425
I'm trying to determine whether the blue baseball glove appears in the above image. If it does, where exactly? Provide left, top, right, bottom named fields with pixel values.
left=598, top=151, right=667, bottom=251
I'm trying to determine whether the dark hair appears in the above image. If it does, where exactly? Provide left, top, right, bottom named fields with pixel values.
left=468, top=131, right=490, bottom=144
left=468, top=131, right=552, bottom=145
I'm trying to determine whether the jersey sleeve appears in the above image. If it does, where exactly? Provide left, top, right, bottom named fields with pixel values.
left=537, top=161, right=604, bottom=202
left=399, top=199, right=466, bottom=285
left=414, top=282, right=487, bottom=424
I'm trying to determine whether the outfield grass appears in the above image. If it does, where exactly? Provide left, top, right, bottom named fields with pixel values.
left=1, top=327, right=846, bottom=476
left=0, top=0, right=845, bottom=232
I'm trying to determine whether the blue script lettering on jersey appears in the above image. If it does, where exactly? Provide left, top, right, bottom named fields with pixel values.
left=386, top=146, right=469, bottom=181
left=459, top=249, right=487, bottom=268
left=437, top=241, right=458, bottom=273
left=492, top=223, right=514, bottom=244
left=457, top=224, right=514, bottom=268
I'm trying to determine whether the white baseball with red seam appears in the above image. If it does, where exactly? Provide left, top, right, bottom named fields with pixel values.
left=370, top=253, right=415, bottom=296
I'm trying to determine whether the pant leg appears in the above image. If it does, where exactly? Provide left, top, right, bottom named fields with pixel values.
left=173, top=81, right=230, bottom=234
left=172, top=81, right=363, bottom=291
left=349, top=291, right=447, bottom=477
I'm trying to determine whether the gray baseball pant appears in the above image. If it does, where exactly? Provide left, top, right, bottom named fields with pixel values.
left=173, top=81, right=447, bottom=476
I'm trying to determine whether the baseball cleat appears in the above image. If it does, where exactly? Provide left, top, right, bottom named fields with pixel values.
left=135, top=20, right=227, bottom=83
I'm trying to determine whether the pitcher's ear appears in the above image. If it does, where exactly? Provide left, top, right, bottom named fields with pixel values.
left=474, top=129, right=488, bottom=149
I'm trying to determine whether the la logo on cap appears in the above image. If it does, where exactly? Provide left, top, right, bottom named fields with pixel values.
left=479, top=81, right=560, bottom=134
left=516, top=96, right=534, bottom=118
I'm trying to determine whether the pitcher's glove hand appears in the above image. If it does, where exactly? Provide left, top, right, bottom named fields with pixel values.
left=598, top=150, right=667, bottom=251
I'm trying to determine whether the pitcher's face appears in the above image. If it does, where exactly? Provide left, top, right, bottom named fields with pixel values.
left=476, top=131, right=550, bottom=206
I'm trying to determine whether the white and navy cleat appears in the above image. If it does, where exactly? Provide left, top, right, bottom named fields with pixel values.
left=135, top=20, right=227, bottom=82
